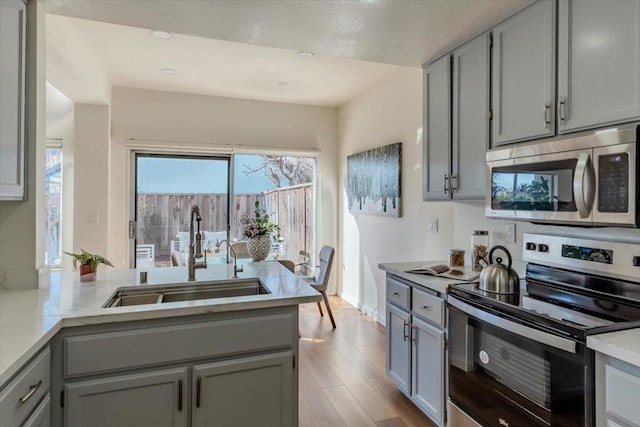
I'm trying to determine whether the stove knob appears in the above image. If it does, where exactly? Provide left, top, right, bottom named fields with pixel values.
left=537, top=244, right=549, bottom=253
left=525, top=242, right=537, bottom=251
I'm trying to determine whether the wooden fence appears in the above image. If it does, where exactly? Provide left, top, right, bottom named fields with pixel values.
left=137, top=184, right=313, bottom=262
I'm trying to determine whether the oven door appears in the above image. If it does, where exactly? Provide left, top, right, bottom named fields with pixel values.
left=486, top=149, right=595, bottom=224
left=448, top=296, right=591, bottom=427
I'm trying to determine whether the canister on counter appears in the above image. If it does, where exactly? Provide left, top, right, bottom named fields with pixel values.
left=471, top=230, right=489, bottom=271
left=449, top=249, right=465, bottom=267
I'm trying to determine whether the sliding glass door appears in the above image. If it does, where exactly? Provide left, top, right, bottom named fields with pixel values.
left=132, top=154, right=230, bottom=268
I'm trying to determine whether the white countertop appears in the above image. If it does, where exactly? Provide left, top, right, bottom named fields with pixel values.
left=588, top=328, right=640, bottom=368
left=378, top=261, right=478, bottom=295
left=0, top=261, right=320, bottom=386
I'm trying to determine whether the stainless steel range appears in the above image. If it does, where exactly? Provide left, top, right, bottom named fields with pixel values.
left=447, top=233, right=640, bottom=427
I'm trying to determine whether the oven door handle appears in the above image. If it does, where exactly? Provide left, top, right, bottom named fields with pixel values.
left=448, top=297, right=577, bottom=354
left=573, top=152, right=595, bottom=219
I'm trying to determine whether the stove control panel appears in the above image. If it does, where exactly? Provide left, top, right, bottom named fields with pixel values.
left=523, top=233, right=640, bottom=282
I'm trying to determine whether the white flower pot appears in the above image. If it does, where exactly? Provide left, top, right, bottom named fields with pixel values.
left=247, top=235, right=271, bottom=262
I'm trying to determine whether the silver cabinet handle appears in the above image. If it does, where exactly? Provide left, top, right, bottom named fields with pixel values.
left=443, top=174, right=449, bottom=194
left=421, top=305, right=431, bottom=311
left=19, top=380, right=42, bottom=404
left=403, top=321, right=409, bottom=341
left=573, top=152, right=595, bottom=219
left=178, top=379, right=183, bottom=411
left=411, top=325, right=416, bottom=342
left=543, top=101, right=550, bottom=128
left=392, top=292, right=400, bottom=297
left=196, top=376, right=202, bottom=408
left=558, top=96, right=566, bottom=125
left=450, top=174, right=457, bottom=193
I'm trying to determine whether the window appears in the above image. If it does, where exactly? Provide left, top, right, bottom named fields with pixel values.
left=45, top=146, right=63, bottom=266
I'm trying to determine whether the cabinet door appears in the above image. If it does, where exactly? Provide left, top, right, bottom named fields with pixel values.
left=411, top=317, right=445, bottom=426
left=558, top=0, right=640, bottom=133
left=22, top=394, right=50, bottom=427
left=423, top=54, right=452, bottom=200
left=0, top=0, right=26, bottom=200
left=193, top=352, right=294, bottom=427
left=492, top=0, right=555, bottom=145
left=65, top=367, right=188, bottom=427
left=452, top=33, right=490, bottom=199
left=386, top=304, right=411, bottom=395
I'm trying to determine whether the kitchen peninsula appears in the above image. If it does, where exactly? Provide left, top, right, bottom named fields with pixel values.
left=0, top=262, right=321, bottom=427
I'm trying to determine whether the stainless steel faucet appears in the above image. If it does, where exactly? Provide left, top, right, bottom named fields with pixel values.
left=215, top=239, right=243, bottom=279
left=188, top=205, right=207, bottom=281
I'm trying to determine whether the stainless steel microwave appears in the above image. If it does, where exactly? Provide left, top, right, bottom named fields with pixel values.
left=486, top=124, right=639, bottom=227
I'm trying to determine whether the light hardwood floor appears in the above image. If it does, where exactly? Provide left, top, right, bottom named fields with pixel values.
left=298, top=296, right=437, bottom=427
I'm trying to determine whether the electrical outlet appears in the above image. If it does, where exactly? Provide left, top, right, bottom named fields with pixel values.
left=505, top=223, right=516, bottom=243
left=428, top=219, right=439, bottom=233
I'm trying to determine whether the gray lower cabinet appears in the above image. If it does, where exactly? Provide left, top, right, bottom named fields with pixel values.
left=558, top=0, right=640, bottom=133
left=193, top=352, right=294, bottom=427
left=411, top=317, right=445, bottom=426
left=22, top=394, right=51, bottom=427
left=0, top=0, right=27, bottom=200
left=385, top=275, right=446, bottom=426
left=65, top=367, right=188, bottom=427
left=386, top=303, right=411, bottom=395
left=492, top=0, right=556, bottom=145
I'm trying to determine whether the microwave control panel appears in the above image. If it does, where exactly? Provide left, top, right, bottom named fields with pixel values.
left=598, top=153, right=629, bottom=213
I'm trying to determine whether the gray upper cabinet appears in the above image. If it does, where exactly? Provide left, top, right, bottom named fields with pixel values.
left=492, top=0, right=555, bottom=145
left=423, top=55, right=451, bottom=201
left=0, top=0, right=27, bottom=201
left=65, top=367, right=188, bottom=427
left=424, top=32, right=489, bottom=201
left=452, top=33, right=490, bottom=199
left=193, top=352, right=294, bottom=427
left=558, top=0, right=640, bottom=133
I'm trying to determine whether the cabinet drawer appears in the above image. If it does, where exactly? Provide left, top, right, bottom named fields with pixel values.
left=412, top=287, right=444, bottom=327
left=65, top=312, right=295, bottom=378
left=606, top=363, right=640, bottom=425
left=0, top=347, right=51, bottom=427
left=387, top=277, right=410, bottom=310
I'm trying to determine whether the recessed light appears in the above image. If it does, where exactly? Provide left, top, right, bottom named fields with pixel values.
left=295, top=51, right=315, bottom=59
left=276, top=81, right=290, bottom=88
left=151, top=30, right=172, bottom=39
left=160, top=68, right=177, bottom=75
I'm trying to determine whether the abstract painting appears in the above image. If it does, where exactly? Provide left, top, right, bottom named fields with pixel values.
left=347, top=142, right=402, bottom=217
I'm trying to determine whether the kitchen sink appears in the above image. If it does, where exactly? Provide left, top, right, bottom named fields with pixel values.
left=103, top=278, right=270, bottom=308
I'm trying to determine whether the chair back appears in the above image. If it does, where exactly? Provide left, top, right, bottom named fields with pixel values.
left=314, top=246, right=335, bottom=291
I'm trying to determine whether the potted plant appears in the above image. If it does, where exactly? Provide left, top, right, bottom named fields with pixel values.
left=64, top=249, right=114, bottom=282
left=240, top=201, right=280, bottom=262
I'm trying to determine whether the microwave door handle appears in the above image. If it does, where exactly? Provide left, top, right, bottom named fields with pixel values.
left=573, top=153, right=595, bottom=218
left=448, top=296, right=577, bottom=354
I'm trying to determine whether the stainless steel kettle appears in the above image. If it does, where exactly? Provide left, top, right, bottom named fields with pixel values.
left=476, top=245, right=520, bottom=294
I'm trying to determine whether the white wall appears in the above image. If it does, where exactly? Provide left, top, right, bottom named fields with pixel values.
left=108, top=86, right=339, bottom=290
left=338, top=67, right=640, bottom=326
left=338, top=68, right=454, bottom=323
left=72, top=104, right=110, bottom=259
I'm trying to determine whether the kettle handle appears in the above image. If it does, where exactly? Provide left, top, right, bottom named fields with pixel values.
left=489, top=245, right=512, bottom=270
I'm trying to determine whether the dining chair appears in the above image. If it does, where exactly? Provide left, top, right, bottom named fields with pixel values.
left=302, top=246, right=336, bottom=329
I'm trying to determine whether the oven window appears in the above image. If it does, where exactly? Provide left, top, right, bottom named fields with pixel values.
left=448, top=304, right=587, bottom=427
left=491, top=159, right=577, bottom=212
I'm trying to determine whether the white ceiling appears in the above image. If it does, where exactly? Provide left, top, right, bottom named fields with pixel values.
left=43, top=0, right=529, bottom=106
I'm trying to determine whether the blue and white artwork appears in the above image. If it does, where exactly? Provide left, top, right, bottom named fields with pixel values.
left=347, top=142, right=402, bottom=217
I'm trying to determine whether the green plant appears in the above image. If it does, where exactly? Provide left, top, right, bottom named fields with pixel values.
left=240, top=200, right=280, bottom=238
left=64, top=249, right=114, bottom=271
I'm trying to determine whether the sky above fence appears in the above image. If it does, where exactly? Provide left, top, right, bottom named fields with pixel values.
left=137, top=155, right=275, bottom=194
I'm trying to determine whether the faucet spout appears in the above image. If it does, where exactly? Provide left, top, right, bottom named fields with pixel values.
left=216, top=239, right=243, bottom=279
left=188, top=205, right=207, bottom=281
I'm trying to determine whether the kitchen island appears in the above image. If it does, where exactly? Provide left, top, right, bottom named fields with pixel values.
left=0, top=262, right=321, bottom=427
